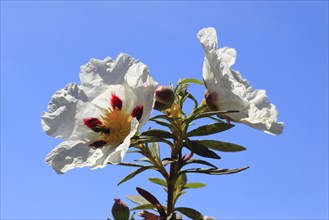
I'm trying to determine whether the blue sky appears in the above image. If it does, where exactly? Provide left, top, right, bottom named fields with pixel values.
left=1, top=1, right=328, bottom=219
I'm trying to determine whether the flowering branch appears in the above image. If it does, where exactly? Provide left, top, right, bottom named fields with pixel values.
left=42, top=27, right=283, bottom=220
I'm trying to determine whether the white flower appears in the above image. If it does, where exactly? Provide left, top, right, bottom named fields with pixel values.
left=42, top=53, right=158, bottom=173
left=197, top=27, right=284, bottom=135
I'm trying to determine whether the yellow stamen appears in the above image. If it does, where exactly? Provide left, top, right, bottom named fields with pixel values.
left=100, top=107, right=132, bottom=145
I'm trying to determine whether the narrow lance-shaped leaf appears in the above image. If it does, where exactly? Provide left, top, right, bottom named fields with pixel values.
left=175, top=173, right=187, bottom=188
left=183, top=182, right=206, bottom=189
left=130, top=204, right=155, bottom=211
left=136, top=187, right=167, bottom=217
left=183, top=158, right=217, bottom=169
left=148, top=142, right=160, bottom=159
left=135, top=136, right=173, bottom=147
left=150, top=118, right=174, bottom=130
left=127, top=195, right=150, bottom=206
left=148, top=177, right=167, bottom=187
left=116, top=162, right=148, bottom=168
left=175, top=207, right=203, bottom=220
left=178, top=78, right=204, bottom=86
left=118, top=166, right=154, bottom=186
left=173, top=173, right=187, bottom=205
left=182, top=166, right=249, bottom=175
left=187, top=122, right=234, bottom=137
left=150, top=114, right=176, bottom=122
left=141, top=129, right=175, bottom=139
left=193, top=110, right=239, bottom=121
left=184, top=141, right=221, bottom=159
left=187, top=93, right=199, bottom=110
left=134, top=158, right=152, bottom=163
left=191, top=140, right=246, bottom=152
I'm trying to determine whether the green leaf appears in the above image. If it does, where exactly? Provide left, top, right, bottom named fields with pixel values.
left=135, top=136, right=173, bottom=147
left=184, top=158, right=217, bottom=168
left=148, top=177, right=167, bottom=187
left=178, top=78, right=204, bottom=86
left=150, top=114, right=175, bottom=122
left=187, top=93, right=199, bottom=110
left=116, top=162, right=148, bottom=167
left=179, top=92, right=190, bottom=108
left=182, top=166, right=249, bottom=175
left=187, top=122, right=234, bottom=137
left=194, top=110, right=239, bottom=120
left=127, top=195, right=150, bottom=206
left=136, top=187, right=167, bottom=217
left=130, top=204, right=155, bottom=211
left=175, top=173, right=187, bottom=188
left=175, top=82, right=188, bottom=97
left=191, top=140, right=246, bottom=152
left=118, top=166, right=154, bottom=186
left=183, top=182, right=206, bottom=189
left=175, top=207, right=203, bottom=220
left=184, top=141, right=221, bottom=159
left=141, top=129, right=175, bottom=139
left=150, top=119, right=174, bottom=130
left=134, top=158, right=152, bottom=163
left=149, top=142, right=161, bottom=159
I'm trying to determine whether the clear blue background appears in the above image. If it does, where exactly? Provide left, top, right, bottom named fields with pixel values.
left=1, top=1, right=328, bottom=219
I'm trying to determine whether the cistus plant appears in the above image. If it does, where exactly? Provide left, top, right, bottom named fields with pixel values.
left=42, top=27, right=284, bottom=219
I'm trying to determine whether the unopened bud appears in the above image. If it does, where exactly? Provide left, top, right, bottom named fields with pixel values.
left=204, top=90, right=218, bottom=111
left=154, top=86, right=175, bottom=111
left=111, top=198, right=130, bottom=220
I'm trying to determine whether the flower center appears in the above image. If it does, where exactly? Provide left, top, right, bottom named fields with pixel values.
left=100, top=107, right=132, bottom=145
left=84, top=93, right=144, bottom=148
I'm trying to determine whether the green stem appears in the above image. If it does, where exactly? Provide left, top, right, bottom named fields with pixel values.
left=167, top=151, right=176, bottom=215
left=166, top=139, right=182, bottom=215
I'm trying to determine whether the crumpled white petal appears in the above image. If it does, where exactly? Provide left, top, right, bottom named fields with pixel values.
left=45, top=140, right=103, bottom=174
left=43, top=53, right=158, bottom=173
left=41, top=83, right=88, bottom=139
left=197, top=27, right=284, bottom=135
left=79, top=53, right=154, bottom=101
left=46, top=119, right=140, bottom=174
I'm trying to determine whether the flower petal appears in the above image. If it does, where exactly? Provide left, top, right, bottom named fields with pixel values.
left=69, top=101, right=104, bottom=142
left=197, top=27, right=284, bottom=135
left=45, top=140, right=104, bottom=174
left=123, top=82, right=157, bottom=130
left=41, top=83, right=88, bottom=139
left=241, top=103, right=284, bottom=135
left=79, top=53, right=152, bottom=101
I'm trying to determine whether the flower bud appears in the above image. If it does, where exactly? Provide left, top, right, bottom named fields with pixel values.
left=154, top=86, right=175, bottom=111
left=111, top=198, right=130, bottom=220
left=204, top=90, right=218, bottom=111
